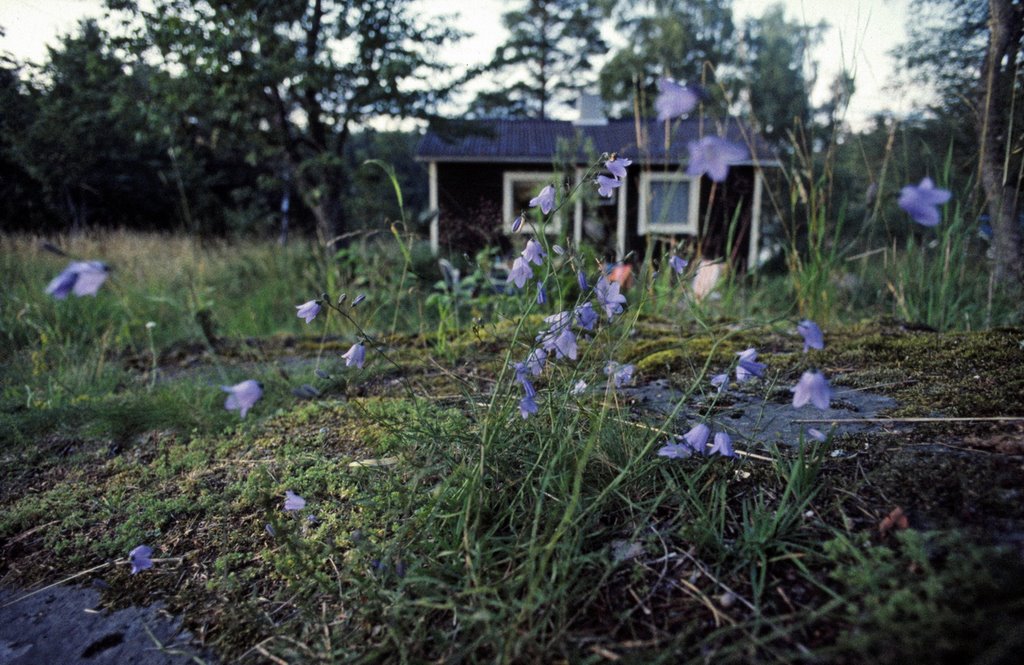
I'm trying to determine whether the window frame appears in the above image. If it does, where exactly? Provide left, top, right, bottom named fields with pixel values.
left=502, top=171, right=564, bottom=234
left=637, top=171, right=701, bottom=236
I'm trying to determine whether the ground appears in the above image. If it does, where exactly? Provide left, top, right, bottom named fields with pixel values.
left=2, top=318, right=1023, bottom=663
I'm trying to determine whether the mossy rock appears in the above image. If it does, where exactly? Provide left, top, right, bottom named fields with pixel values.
left=825, top=327, right=1024, bottom=418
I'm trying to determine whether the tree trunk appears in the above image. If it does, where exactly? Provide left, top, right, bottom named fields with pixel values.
left=979, top=0, right=1023, bottom=285
left=308, top=185, right=345, bottom=247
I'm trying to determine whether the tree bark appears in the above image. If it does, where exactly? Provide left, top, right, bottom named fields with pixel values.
left=979, top=0, right=1023, bottom=285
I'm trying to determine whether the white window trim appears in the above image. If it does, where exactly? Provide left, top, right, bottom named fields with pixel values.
left=502, top=171, right=563, bottom=234
left=428, top=161, right=439, bottom=255
left=638, top=172, right=700, bottom=236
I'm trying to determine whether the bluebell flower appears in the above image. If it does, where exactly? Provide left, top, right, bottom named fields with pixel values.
left=596, top=175, right=622, bottom=198
left=605, top=156, right=632, bottom=179
left=657, top=441, right=696, bottom=459
left=552, top=244, right=565, bottom=255
left=507, top=256, right=533, bottom=289
left=512, top=215, right=524, bottom=233
left=536, top=282, right=547, bottom=304
left=526, top=348, right=546, bottom=376
left=797, top=320, right=824, bottom=352
left=687, top=136, right=747, bottom=183
left=46, top=267, right=78, bottom=299
left=221, top=380, right=262, bottom=418
left=342, top=343, right=366, bottom=369
left=735, top=348, right=766, bottom=383
left=575, top=301, right=598, bottom=331
left=529, top=185, right=556, bottom=215
left=682, top=423, right=711, bottom=454
left=792, top=370, right=831, bottom=409
left=898, top=177, right=951, bottom=227
left=46, top=261, right=110, bottom=299
left=512, top=361, right=537, bottom=396
left=604, top=361, right=636, bottom=388
left=536, top=311, right=565, bottom=351
left=284, top=490, right=306, bottom=511
left=668, top=255, right=688, bottom=275
left=807, top=428, right=827, bottom=442
left=536, top=312, right=578, bottom=360
left=655, top=78, right=702, bottom=121
left=710, top=373, right=728, bottom=393
left=571, top=379, right=588, bottom=395
left=296, top=300, right=321, bottom=324
left=129, top=545, right=153, bottom=575
left=709, top=432, right=736, bottom=458
left=522, top=238, right=547, bottom=266
left=352, top=294, right=366, bottom=306
left=519, top=394, right=539, bottom=419
left=594, top=276, right=627, bottom=321
left=552, top=327, right=578, bottom=360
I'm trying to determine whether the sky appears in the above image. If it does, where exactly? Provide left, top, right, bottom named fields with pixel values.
left=0, top=0, right=919, bottom=128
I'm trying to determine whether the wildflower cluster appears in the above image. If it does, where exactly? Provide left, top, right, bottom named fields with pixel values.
left=502, top=178, right=645, bottom=417
left=663, top=319, right=833, bottom=462
left=507, top=270, right=626, bottom=413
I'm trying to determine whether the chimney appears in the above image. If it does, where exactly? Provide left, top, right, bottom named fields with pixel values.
left=574, top=93, right=607, bottom=126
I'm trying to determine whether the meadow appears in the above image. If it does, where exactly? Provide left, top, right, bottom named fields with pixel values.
left=2, top=200, right=1023, bottom=664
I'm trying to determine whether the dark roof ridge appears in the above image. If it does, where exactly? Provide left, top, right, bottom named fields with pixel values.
left=417, top=117, right=777, bottom=166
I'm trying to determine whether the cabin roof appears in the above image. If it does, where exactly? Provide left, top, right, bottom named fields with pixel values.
left=416, top=118, right=779, bottom=167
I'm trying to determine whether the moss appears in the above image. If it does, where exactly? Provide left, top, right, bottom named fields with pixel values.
left=826, top=529, right=1024, bottom=664
left=826, top=327, right=1024, bottom=419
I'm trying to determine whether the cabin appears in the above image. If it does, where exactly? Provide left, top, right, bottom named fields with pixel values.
left=416, top=99, right=778, bottom=269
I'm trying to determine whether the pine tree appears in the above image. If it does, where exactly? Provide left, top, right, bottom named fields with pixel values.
left=469, top=0, right=606, bottom=119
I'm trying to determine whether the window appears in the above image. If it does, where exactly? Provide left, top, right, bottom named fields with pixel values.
left=638, top=172, right=700, bottom=235
left=502, top=171, right=564, bottom=234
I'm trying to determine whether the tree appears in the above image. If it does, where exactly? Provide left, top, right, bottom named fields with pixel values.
left=11, top=20, right=173, bottom=232
left=978, top=0, right=1023, bottom=284
left=0, top=29, right=48, bottom=230
left=468, top=0, right=606, bottom=119
left=739, top=4, right=825, bottom=146
left=598, top=0, right=736, bottom=116
left=896, top=0, right=1023, bottom=285
left=109, top=0, right=461, bottom=244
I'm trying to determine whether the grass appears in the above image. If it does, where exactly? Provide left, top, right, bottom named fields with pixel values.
left=2, top=230, right=1024, bottom=663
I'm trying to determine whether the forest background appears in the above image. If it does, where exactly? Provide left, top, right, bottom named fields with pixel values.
left=2, top=0, right=1018, bottom=288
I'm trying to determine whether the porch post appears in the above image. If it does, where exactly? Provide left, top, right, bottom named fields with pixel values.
left=616, top=172, right=628, bottom=261
left=574, top=167, right=584, bottom=247
left=748, top=169, right=763, bottom=271
left=428, top=161, right=439, bottom=255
